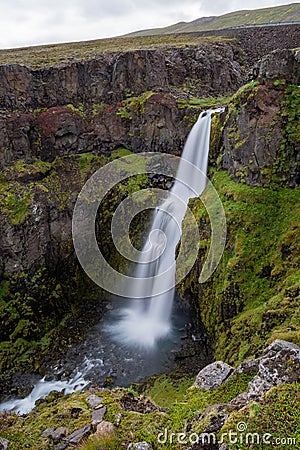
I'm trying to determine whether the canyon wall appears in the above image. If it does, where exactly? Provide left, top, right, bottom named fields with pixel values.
left=0, top=34, right=299, bottom=378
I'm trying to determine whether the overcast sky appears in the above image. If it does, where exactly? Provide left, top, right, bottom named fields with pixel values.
left=0, top=0, right=297, bottom=49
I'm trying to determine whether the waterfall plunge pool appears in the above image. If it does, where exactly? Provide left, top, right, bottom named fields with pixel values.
left=0, top=295, right=191, bottom=415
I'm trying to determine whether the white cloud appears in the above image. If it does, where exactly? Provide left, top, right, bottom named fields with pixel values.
left=0, top=0, right=297, bottom=49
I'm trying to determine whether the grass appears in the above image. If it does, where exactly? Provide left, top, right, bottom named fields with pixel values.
left=127, top=3, right=300, bottom=37
left=177, top=95, right=231, bottom=110
left=0, top=35, right=233, bottom=68
left=179, top=171, right=300, bottom=364
left=221, top=382, right=300, bottom=449
left=0, top=371, right=255, bottom=450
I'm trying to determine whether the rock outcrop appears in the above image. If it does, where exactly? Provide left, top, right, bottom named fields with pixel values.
left=194, top=362, right=233, bottom=390
left=0, top=41, right=245, bottom=167
left=188, top=340, right=300, bottom=450
left=218, top=48, right=300, bottom=187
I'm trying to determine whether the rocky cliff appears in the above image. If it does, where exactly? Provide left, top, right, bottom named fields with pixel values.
left=0, top=40, right=245, bottom=166
left=178, top=48, right=300, bottom=366
left=0, top=37, right=248, bottom=379
left=215, top=49, right=300, bottom=187
left=0, top=32, right=299, bottom=388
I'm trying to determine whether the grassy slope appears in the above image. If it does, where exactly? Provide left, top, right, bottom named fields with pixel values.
left=0, top=374, right=299, bottom=449
left=126, top=3, right=300, bottom=37
left=0, top=34, right=230, bottom=68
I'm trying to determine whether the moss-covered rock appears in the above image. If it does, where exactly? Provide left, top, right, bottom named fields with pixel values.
left=178, top=171, right=300, bottom=364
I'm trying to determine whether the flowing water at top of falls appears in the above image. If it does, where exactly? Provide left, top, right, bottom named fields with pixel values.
left=107, top=109, right=219, bottom=348
left=0, top=108, right=222, bottom=415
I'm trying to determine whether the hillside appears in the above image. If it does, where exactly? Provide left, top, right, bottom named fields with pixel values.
left=125, top=2, right=300, bottom=37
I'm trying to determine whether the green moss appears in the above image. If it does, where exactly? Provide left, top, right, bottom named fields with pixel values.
left=110, top=147, right=133, bottom=159
left=231, top=80, right=259, bottom=105
left=66, top=103, right=86, bottom=118
left=177, top=95, right=231, bottom=110
left=179, top=171, right=300, bottom=364
left=140, top=374, right=194, bottom=408
left=92, top=102, right=107, bottom=116
left=0, top=190, right=33, bottom=225
left=220, top=382, right=300, bottom=449
left=117, top=91, right=155, bottom=119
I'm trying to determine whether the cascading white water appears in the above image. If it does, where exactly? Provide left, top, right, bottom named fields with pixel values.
left=110, top=109, right=219, bottom=348
left=0, top=108, right=222, bottom=415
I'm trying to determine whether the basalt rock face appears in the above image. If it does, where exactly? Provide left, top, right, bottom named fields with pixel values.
left=178, top=51, right=300, bottom=368
left=0, top=41, right=298, bottom=379
left=216, top=49, right=300, bottom=187
left=0, top=42, right=246, bottom=167
left=0, top=42, right=245, bottom=111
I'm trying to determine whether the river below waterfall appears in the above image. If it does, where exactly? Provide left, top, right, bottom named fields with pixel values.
left=63, top=294, right=190, bottom=386
left=0, top=294, right=192, bottom=414
left=0, top=109, right=221, bottom=415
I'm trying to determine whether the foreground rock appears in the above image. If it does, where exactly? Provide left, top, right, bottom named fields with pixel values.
left=127, top=443, right=153, bottom=450
left=86, top=394, right=103, bottom=409
left=189, top=339, right=300, bottom=449
left=95, top=421, right=115, bottom=438
left=42, top=427, right=68, bottom=442
left=66, top=424, right=92, bottom=445
left=0, top=438, right=9, bottom=450
left=194, top=362, right=233, bottom=390
left=247, top=339, right=300, bottom=400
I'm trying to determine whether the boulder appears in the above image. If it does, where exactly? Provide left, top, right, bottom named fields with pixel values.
left=67, top=424, right=92, bottom=445
left=0, top=438, right=9, bottom=450
left=194, top=361, right=233, bottom=390
left=41, top=427, right=68, bottom=442
left=91, top=406, right=107, bottom=425
left=95, top=421, right=115, bottom=438
left=127, top=443, right=153, bottom=450
left=247, top=340, right=300, bottom=400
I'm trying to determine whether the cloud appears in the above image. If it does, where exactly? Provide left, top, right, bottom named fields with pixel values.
left=0, top=0, right=296, bottom=49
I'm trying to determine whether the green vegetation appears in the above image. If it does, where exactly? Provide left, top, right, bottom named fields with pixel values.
left=177, top=95, right=231, bottom=110
left=66, top=103, right=86, bottom=118
left=126, top=3, right=300, bottom=37
left=0, top=371, right=255, bottom=450
left=117, top=91, right=155, bottom=119
left=221, top=382, right=300, bottom=449
left=179, top=171, right=300, bottom=364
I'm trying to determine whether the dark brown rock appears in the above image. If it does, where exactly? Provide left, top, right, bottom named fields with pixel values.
left=119, top=392, right=163, bottom=413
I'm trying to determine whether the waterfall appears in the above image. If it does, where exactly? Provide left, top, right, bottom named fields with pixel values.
left=0, top=108, right=223, bottom=415
left=109, top=109, right=220, bottom=348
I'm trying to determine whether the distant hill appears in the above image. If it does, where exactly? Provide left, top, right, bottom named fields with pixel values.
left=124, top=3, right=300, bottom=37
